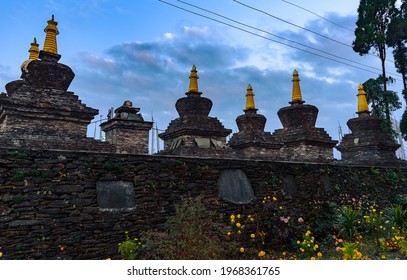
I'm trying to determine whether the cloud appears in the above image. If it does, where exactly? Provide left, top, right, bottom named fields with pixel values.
left=67, top=12, right=403, bottom=156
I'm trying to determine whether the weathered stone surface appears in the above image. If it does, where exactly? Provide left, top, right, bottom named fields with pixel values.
left=337, top=115, right=400, bottom=163
left=0, top=49, right=115, bottom=153
left=218, top=169, right=254, bottom=204
left=96, top=181, right=136, bottom=210
left=0, top=148, right=406, bottom=260
left=101, top=101, right=152, bottom=154
left=229, top=109, right=283, bottom=159
left=272, top=103, right=337, bottom=162
left=159, top=90, right=231, bottom=156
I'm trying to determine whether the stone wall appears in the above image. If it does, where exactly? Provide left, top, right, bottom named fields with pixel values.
left=0, top=148, right=406, bottom=259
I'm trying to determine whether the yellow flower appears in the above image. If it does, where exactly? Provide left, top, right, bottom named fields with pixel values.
left=272, top=196, right=277, bottom=201
left=317, top=252, right=322, bottom=257
left=250, top=233, right=256, bottom=239
left=227, top=232, right=231, bottom=236
left=282, top=251, right=286, bottom=256
left=279, top=206, right=283, bottom=210
left=237, top=230, right=241, bottom=235
left=258, top=251, right=266, bottom=257
left=236, top=223, right=241, bottom=228
left=237, top=214, right=241, bottom=219
left=338, top=239, right=343, bottom=243
left=311, top=257, right=316, bottom=260
left=0, top=252, right=3, bottom=258
left=239, top=247, right=245, bottom=253
left=230, top=214, right=235, bottom=220
left=296, top=240, right=300, bottom=245
left=106, top=258, right=111, bottom=260
left=314, top=244, right=319, bottom=250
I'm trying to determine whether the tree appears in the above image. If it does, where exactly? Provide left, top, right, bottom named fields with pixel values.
left=387, top=0, right=407, bottom=103
left=363, top=76, right=401, bottom=138
left=353, top=0, right=397, bottom=125
left=400, top=108, right=407, bottom=140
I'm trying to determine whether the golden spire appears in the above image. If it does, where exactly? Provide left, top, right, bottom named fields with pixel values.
left=357, top=84, right=369, bottom=114
left=245, top=84, right=256, bottom=110
left=28, top=37, right=39, bottom=60
left=291, top=69, right=303, bottom=103
left=43, top=15, right=59, bottom=54
left=188, top=65, right=199, bottom=92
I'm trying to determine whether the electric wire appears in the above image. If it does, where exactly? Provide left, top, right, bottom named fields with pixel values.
left=177, top=0, right=397, bottom=76
left=281, top=0, right=354, bottom=32
left=159, top=0, right=386, bottom=77
left=233, top=0, right=395, bottom=64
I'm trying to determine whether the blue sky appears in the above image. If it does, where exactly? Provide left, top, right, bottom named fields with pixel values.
left=0, top=0, right=405, bottom=158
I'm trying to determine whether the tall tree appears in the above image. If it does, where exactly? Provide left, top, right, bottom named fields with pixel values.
left=353, top=0, right=397, bottom=125
left=388, top=0, right=407, bottom=103
left=363, top=76, right=401, bottom=138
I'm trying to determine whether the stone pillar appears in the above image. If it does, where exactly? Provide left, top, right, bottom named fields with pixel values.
left=101, top=101, right=153, bottom=154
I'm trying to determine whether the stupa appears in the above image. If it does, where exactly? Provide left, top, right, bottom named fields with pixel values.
left=158, top=65, right=232, bottom=157
left=0, top=16, right=112, bottom=152
left=272, top=70, right=337, bottom=162
left=337, top=84, right=400, bottom=163
left=228, top=84, right=282, bottom=159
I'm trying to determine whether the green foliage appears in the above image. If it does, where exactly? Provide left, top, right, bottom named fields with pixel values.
left=6, top=151, right=27, bottom=158
left=12, top=169, right=48, bottom=181
left=118, top=231, right=141, bottom=260
left=362, top=76, right=401, bottom=138
left=400, top=108, right=407, bottom=141
left=144, top=182, right=158, bottom=190
left=385, top=204, right=407, bottom=229
left=142, top=196, right=227, bottom=259
left=335, top=206, right=360, bottom=239
left=12, top=194, right=24, bottom=204
left=386, top=171, right=399, bottom=188
left=103, top=162, right=124, bottom=171
left=354, top=0, right=398, bottom=123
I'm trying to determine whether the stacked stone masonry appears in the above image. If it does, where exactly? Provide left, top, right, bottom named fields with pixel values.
left=0, top=148, right=406, bottom=259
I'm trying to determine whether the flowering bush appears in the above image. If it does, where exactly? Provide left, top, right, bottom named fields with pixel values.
left=118, top=231, right=142, bottom=260
left=296, top=230, right=323, bottom=260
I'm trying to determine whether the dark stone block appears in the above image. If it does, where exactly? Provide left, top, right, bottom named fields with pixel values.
left=218, top=169, right=254, bottom=204
left=282, top=175, right=297, bottom=196
left=96, top=181, right=136, bottom=210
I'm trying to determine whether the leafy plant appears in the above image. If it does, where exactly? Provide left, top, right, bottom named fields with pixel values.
left=385, top=204, right=407, bottom=229
left=142, top=196, right=228, bottom=259
left=335, top=206, right=360, bottom=239
left=118, top=231, right=141, bottom=260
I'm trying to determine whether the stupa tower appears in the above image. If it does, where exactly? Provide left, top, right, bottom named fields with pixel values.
left=158, top=65, right=232, bottom=157
left=0, top=16, right=113, bottom=152
left=337, top=84, right=400, bottom=163
left=271, top=70, right=337, bottom=162
left=228, top=84, right=282, bottom=158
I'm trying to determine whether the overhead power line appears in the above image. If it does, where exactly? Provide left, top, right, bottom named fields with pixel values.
left=281, top=0, right=354, bottom=32
left=233, top=0, right=394, bottom=64
left=176, top=0, right=397, bottom=76
left=159, top=0, right=401, bottom=80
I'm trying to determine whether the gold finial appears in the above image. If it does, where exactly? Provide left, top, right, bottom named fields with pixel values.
left=245, top=84, right=256, bottom=110
left=291, top=69, right=303, bottom=103
left=188, top=65, right=199, bottom=92
left=43, top=15, right=59, bottom=54
left=357, top=84, right=369, bottom=114
left=28, top=37, right=39, bottom=60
